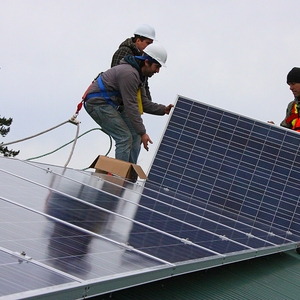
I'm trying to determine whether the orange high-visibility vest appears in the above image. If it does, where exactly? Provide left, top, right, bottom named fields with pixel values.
left=286, top=101, right=300, bottom=132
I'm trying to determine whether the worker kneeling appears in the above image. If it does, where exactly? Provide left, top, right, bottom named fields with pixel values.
left=83, top=43, right=173, bottom=164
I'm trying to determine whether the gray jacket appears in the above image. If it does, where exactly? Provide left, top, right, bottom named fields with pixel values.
left=86, top=58, right=166, bottom=136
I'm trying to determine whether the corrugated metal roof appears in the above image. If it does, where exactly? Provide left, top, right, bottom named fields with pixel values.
left=98, top=250, right=300, bottom=300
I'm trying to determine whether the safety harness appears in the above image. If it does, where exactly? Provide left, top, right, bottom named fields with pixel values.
left=76, top=74, right=121, bottom=114
left=76, top=76, right=144, bottom=115
left=76, top=55, right=146, bottom=115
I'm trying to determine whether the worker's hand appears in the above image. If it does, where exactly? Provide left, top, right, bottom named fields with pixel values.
left=164, top=104, right=174, bottom=115
left=141, top=133, right=153, bottom=151
left=268, top=121, right=275, bottom=124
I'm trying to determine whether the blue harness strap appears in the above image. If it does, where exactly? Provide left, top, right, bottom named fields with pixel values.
left=85, top=76, right=121, bottom=111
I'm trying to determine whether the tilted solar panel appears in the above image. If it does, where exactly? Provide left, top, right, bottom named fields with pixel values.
left=145, top=95, right=300, bottom=246
left=0, top=95, right=300, bottom=299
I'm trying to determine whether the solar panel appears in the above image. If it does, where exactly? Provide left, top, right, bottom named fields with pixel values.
left=146, top=96, right=300, bottom=241
left=0, top=95, right=300, bottom=299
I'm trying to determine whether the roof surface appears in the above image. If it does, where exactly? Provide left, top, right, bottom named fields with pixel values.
left=99, top=249, right=300, bottom=300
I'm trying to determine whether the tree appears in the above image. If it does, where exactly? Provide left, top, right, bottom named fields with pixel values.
left=0, top=116, right=20, bottom=157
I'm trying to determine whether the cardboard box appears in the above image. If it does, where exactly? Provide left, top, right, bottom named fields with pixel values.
left=89, top=156, right=147, bottom=181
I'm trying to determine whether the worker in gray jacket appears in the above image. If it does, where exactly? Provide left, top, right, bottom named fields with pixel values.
left=84, top=43, right=173, bottom=166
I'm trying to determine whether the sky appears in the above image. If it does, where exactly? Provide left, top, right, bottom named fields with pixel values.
left=1, top=0, right=300, bottom=174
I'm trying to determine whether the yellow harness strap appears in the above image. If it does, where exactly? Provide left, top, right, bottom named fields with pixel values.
left=137, top=88, right=143, bottom=114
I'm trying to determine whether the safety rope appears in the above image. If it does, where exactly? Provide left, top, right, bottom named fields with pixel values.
left=2, top=115, right=112, bottom=168
left=1, top=120, right=70, bottom=147
left=26, top=128, right=112, bottom=166
left=63, top=119, right=80, bottom=167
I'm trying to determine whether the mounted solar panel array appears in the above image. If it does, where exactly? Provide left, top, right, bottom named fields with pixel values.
left=0, top=95, right=300, bottom=299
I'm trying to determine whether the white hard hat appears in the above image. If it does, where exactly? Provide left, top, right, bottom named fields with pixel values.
left=134, top=24, right=156, bottom=40
left=143, top=43, right=167, bottom=67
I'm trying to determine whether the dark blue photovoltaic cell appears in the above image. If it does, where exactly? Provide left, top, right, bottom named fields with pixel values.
left=0, top=251, right=73, bottom=297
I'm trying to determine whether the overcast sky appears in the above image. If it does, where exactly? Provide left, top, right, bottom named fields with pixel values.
left=1, top=0, right=300, bottom=173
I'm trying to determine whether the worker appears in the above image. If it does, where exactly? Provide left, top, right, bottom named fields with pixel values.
left=277, top=67, right=300, bottom=131
left=111, top=24, right=156, bottom=100
left=111, top=24, right=155, bottom=67
left=84, top=43, right=173, bottom=170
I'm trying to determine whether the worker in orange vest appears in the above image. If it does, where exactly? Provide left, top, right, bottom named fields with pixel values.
left=280, top=67, right=300, bottom=131
left=269, top=67, right=300, bottom=131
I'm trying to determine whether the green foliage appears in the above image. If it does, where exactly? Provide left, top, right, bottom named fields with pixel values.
left=0, top=116, right=20, bottom=157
